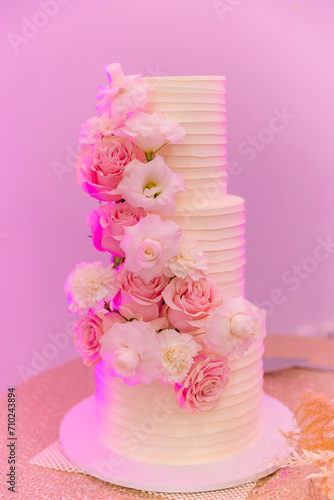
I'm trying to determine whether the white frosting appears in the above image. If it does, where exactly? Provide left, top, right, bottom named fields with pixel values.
left=94, top=76, right=263, bottom=466
left=95, top=340, right=264, bottom=465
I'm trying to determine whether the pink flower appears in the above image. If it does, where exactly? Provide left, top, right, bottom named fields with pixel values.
left=100, top=320, right=162, bottom=385
left=87, top=201, right=146, bottom=257
left=162, top=277, right=222, bottom=333
left=116, top=155, right=185, bottom=215
left=73, top=311, right=125, bottom=366
left=96, top=63, right=149, bottom=116
left=75, top=136, right=136, bottom=201
left=175, top=354, right=230, bottom=412
left=114, top=268, right=169, bottom=323
left=205, top=296, right=266, bottom=357
left=119, top=111, right=186, bottom=154
left=78, top=113, right=127, bottom=148
left=120, top=214, right=182, bottom=281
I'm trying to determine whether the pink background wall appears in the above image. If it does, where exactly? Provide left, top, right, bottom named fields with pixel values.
left=1, top=0, right=334, bottom=394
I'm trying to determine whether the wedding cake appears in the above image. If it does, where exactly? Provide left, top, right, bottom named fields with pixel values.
left=65, top=64, right=266, bottom=467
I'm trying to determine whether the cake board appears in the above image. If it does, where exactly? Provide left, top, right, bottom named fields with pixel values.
left=59, top=393, right=293, bottom=493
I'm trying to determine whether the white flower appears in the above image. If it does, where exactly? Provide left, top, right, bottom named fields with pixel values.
left=116, top=155, right=185, bottom=215
left=78, top=113, right=126, bottom=148
left=159, top=329, right=201, bottom=384
left=204, top=296, right=266, bottom=357
left=100, top=320, right=162, bottom=385
left=120, top=214, right=182, bottom=282
left=64, top=261, right=119, bottom=314
left=119, top=110, right=186, bottom=154
left=164, top=234, right=208, bottom=281
left=96, top=62, right=149, bottom=116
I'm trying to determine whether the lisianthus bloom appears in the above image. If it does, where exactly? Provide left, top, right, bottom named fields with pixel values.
left=78, top=112, right=127, bottom=148
left=116, top=155, right=185, bottom=215
left=119, top=110, right=186, bottom=156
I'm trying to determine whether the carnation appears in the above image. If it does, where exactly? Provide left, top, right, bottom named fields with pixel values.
left=159, top=329, right=201, bottom=384
left=204, top=296, right=266, bottom=357
left=100, top=320, right=162, bottom=385
left=164, top=234, right=208, bottom=281
left=95, top=62, right=149, bottom=116
left=120, top=214, right=182, bottom=281
left=64, top=261, right=119, bottom=314
left=116, top=155, right=185, bottom=215
left=119, top=110, right=186, bottom=155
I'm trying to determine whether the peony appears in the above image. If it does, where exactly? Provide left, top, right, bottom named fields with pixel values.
left=73, top=311, right=125, bottom=366
left=78, top=112, right=127, bottom=148
left=87, top=201, right=146, bottom=257
left=116, top=155, right=185, bottom=215
left=119, top=110, right=186, bottom=155
left=205, top=296, right=266, bottom=357
left=100, top=320, right=162, bottom=385
left=164, top=234, right=208, bottom=281
left=64, top=261, right=119, bottom=314
left=114, top=268, right=169, bottom=323
left=159, top=329, right=201, bottom=384
left=162, top=277, right=222, bottom=333
left=96, top=62, right=149, bottom=116
left=175, top=354, right=230, bottom=412
left=120, top=214, right=182, bottom=281
left=75, top=136, right=136, bottom=201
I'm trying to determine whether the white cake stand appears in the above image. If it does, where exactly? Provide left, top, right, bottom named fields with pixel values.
left=59, top=393, right=293, bottom=493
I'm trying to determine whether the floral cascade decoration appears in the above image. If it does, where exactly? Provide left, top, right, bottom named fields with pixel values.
left=64, top=62, right=267, bottom=413
left=279, top=391, right=334, bottom=499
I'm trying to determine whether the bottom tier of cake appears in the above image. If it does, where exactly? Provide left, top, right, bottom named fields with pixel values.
left=94, top=339, right=264, bottom=466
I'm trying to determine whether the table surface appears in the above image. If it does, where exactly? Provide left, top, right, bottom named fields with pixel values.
left=1, top=335, right=333, bottom=500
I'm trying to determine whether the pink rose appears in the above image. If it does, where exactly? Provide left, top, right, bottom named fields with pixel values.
left=87, top=201, right=146, bottom=257
left=162, top=277, right=222, bottom=333
left=76, top=136, right=136, bottom=201
left=73, top=311, right=125, bottom=366
left=114, top=268, right=169, bottom=322
left=175, top=354, right=230, bottom=412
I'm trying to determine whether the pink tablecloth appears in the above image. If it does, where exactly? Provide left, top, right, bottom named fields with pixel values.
left=0, top=335, right=333, bottom=499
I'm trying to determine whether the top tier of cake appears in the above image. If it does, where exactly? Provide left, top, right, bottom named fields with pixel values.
left=144, top=76, right=228, bottom=202
left=143, top=76, right=245, bottom=297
